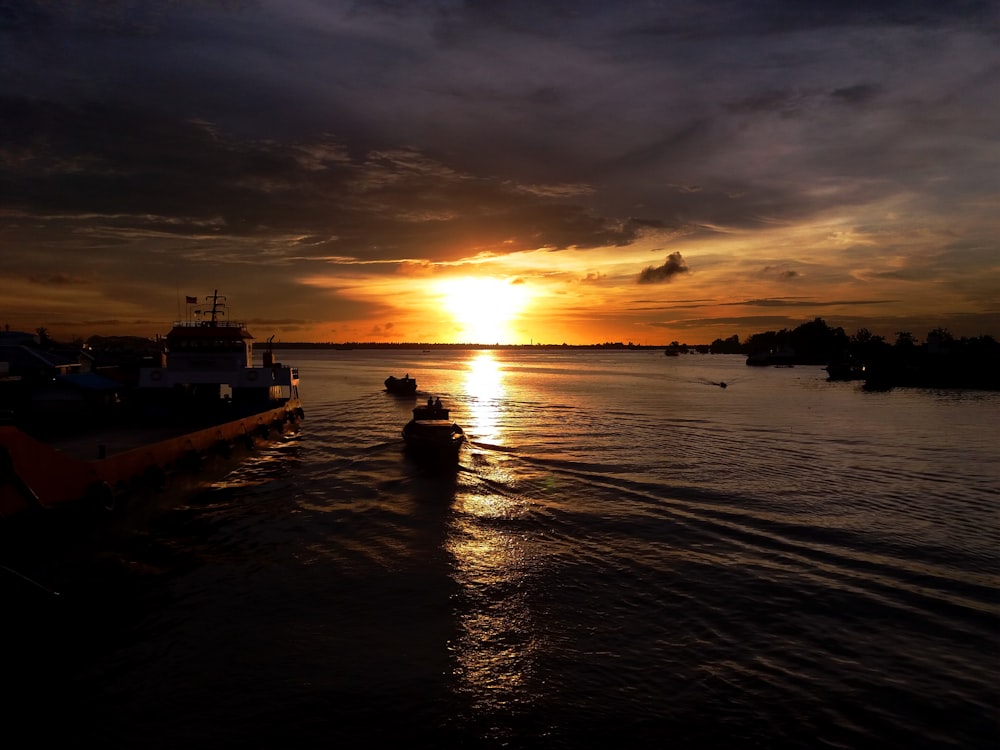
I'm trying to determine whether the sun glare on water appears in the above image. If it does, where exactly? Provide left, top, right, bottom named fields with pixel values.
left=437, top=277, right=531, bottom=344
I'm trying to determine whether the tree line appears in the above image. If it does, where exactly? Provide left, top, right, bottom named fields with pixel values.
left=708, top=317, right=999, bottom=388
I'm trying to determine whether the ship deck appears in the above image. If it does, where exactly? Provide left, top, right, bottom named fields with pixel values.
left=46, top=425, right=196, bottom=461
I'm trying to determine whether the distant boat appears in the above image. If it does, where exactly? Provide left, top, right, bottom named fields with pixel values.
left=825, top=362, right=865, bottom=381
left=746, top=348, right=797, bottom=367
left=384, top=374, right=417, bottom=394
left=402, top=399, right=465, bottom=466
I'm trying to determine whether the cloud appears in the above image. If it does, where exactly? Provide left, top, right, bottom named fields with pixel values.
left=629, top=297, right=895, bottom=312
left=759, top=265, right=802, bottom=281
left=734, top=298, right=893, bottom=308
left=1, top=0, right=997, bottom=342
left=397, top=261, right=436, bottom=277
left=638, top=252, right=689, bottom=284
left=830, top=84, right=882, bottom=105
left=27, top=273, right=86, bottom=287
left=0, top=97, right=657, bottom=265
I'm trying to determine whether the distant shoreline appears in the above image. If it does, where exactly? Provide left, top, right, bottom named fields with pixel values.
left=270, top=342, right=710, bottom=351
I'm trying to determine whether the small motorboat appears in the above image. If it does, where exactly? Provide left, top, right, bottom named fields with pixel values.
left=403, top=398, right=465, bottom=465
left=384, top=374, right=417, bottom=394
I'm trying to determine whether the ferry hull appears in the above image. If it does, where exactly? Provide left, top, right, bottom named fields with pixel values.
left=0, top=402, right=303, bottom=521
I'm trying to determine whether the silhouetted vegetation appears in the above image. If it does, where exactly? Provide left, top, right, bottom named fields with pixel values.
left=711, top=317, right=999, bottom=390
left=709, top=334, right=743, bottom=354
left=860, top=328, right=1000, bottom=390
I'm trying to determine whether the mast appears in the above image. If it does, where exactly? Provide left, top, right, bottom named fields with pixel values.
left=208, top=289, right=227, bottom=324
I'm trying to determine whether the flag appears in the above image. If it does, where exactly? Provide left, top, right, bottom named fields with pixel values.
left=185, top=296, right=197, bottom=304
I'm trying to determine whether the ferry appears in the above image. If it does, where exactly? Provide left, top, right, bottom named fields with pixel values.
left=0, top=291, right=303, bottom=522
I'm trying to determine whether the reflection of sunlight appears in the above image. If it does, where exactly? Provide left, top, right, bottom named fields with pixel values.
left=447, top=500, right=538, bottom=721
left=449, top=352, right=540, bottom=727
left=464, top=352, right=506, bottom=445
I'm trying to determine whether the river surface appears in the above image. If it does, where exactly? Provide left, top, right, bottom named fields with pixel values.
left=6, top=349, right=999, bottom=748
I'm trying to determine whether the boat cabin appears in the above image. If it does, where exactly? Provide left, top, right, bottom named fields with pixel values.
left=413, top=403, right=449, bottom=421
left=164, top=319, right=255, bottom=371
left=135, top=292, right=299, bottom=418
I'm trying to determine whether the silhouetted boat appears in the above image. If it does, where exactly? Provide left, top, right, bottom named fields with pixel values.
left=384, top=374, right=417, bottom=394
left=825, top=362, right=865, bottom=381
left=746, top=348, right=797, bottom=367
left=402, top=399, right=465, bottom=465
left=0, top=290, right=303, bottom=522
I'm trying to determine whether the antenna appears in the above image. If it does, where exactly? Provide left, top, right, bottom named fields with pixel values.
left=208, top=289, right=227, bottom=323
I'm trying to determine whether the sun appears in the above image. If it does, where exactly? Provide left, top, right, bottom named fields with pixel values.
left=436, top=276, right=531, bottom=344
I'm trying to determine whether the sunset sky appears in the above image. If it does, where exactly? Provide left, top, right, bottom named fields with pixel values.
left=2, top=1, right=999, bottom=345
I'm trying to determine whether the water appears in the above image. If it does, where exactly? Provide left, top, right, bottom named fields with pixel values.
left=5, top=349, right=999, bottom=748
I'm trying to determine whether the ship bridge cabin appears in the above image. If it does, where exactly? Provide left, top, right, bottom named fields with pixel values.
left=136, top=315, right=299, bottom=421
left=164, top=320, right=255, bottom=371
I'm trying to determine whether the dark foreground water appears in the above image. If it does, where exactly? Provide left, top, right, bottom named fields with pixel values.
left=5, top=350, right=999, bottom=748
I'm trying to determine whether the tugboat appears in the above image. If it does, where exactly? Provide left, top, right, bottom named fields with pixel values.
left=0, top=290, right=303, bottom=522
left=402, top=397, right=465, bottom=466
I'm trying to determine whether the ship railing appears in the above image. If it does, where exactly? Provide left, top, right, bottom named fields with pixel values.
left=171, top=320, right=248, bottom=329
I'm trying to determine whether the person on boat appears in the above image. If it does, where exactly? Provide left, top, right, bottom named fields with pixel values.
left=434, top=397, right=442, bottom=410
left=427, top=396, right=434, bottom=407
